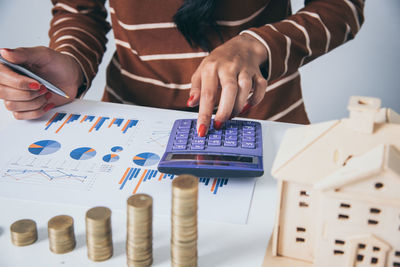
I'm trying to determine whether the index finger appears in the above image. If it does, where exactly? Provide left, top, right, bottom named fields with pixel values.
left=197, top=70, right=219, bottom=137
left=0, top=60, right=41, bottom=91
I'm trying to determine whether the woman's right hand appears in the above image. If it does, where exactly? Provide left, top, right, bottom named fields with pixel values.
left=0, top=46, right=84, bottom=120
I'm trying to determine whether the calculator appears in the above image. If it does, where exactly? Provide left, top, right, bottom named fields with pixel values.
left=157, top=119, right=264, bottom=178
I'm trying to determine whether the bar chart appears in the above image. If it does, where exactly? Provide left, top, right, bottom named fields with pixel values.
left=45, top=112, right=139, bottom=134
left=118, top=167, right=230, bottom=195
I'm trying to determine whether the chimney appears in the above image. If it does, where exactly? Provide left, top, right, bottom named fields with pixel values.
left=347, top=96, right=381, bottom=134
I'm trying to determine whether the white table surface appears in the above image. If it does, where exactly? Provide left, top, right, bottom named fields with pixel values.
left=0, top=100, right=296, bottom=267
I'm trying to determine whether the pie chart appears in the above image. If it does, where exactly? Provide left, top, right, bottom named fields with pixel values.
left=111, top=146, right=123, bottom=152
left=133, top=152, right=160, bottom=166
left=28, top=140, right=61, bottom=155
left=103, top=154, right=120, bottom=163
left=70, top=147, right=96, bottom=160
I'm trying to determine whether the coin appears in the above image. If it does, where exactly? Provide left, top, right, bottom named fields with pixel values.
left=10, top=219, right=38, bottom=246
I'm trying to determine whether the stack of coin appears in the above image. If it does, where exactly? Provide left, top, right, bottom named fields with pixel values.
left=171, top=175, right=199, bottom=267
left=126, top=194, right=153, bottom=267
left=86, top=206, right=113, bottom=261
left=48, top=215, right=76, bottom=254
left=10, top=219, right=38, bottom=246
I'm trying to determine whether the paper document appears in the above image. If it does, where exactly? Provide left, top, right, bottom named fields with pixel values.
left=0, top=100, right=256, bottom=224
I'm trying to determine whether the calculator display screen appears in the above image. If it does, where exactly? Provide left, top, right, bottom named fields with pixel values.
left=169, top=154, right=254, bottom=163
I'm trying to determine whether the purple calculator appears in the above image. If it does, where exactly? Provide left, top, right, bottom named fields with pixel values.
left=157, top=119, right=264, bottom=178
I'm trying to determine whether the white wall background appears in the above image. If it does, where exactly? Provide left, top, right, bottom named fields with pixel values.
left=0, top=0, right=399, bottom=123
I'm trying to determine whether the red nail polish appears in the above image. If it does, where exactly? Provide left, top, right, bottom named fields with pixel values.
left=187, top=95, right=194, bottom=107
left=214, top=120, right=223, bottom=130
left=45, top=92, right=52, bottom=100
left=28, top=82, right=40, bottom=90
left=38, top=88, right=47, bottom=95
left=240, top=103, right=252, bottom=115
left=198, top=124, right=207, bottom=137
left=43, top=103, right=55, bottom=112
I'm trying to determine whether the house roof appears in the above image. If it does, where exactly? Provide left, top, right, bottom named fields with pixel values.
left=271, top=108, right=400, bottom=185
left=314, top=144, right=400, bottom=190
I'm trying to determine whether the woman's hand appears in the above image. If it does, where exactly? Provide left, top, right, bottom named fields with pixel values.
left=188, top=33, right=268, bottom=136
left=0, top=46, right=84, bottom=120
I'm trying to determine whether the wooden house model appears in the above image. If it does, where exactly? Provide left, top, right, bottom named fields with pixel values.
left=263, top=96, right=400, bottom=267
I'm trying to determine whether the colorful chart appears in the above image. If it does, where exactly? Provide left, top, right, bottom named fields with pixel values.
left=118, top=167, right=229, bottom=195
left=133, top=152, right=160, bottom=167
left=70, top=147, right=96, bottom=160
left=28, top=140, right=61, bottom=156
left=199, top=177, right=229, bottom=195
left=4, top=169, right=87, bottom=182
left=119, top=167, right=174, bottom=193
left=45, top=112, right=139, bottom=134
left=103, top=154, right=120, bottom=163
left=111, top=146, right=123, bottom=152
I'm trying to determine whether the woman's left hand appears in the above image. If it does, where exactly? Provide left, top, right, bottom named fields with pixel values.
left=188, top=33, right=269, bottom=137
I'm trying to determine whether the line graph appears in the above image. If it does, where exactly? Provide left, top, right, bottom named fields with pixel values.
left=0, top=154, right=103, bottom=190
left=3, top=169, right=87, bottom=182
left=145, top=130, right=171, bottom=148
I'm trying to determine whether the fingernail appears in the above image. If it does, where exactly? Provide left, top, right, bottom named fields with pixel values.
left=38, top=87, right=47, bottom=95
left=2, top=48, right=14, bottom=52
left=28, top=82, right=41, bottom=90
left=43, top=103, right=55, bottom=112
left=239, top=103, right=252, bottom=115
left=198, top=124, right=207, bottom=137
left=186, top=95, right=194, bottom=107
left=45, top=92, right=52, bottom=100
left=214, top=120, right=223, bottom=130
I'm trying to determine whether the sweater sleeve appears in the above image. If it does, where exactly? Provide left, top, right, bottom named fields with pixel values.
left=48, top=0, right=111, bottom=96
left=241, top=0, right=365, bottom=82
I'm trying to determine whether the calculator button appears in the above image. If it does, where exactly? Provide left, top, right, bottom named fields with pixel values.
left=225, top=121, right=237, bottom=126
left=192, top=139, right=205, bottom=145
left=225, top=125, right=238, bottom=130
left=174, top=139, right=187, bottom=144
left=178, top=125, right=191, bottom=130
left=224, top=140, right=237, bottom=147
left=208, top=134, right=221, bottom=140
left=243, top=130, right=255, bottom=137
left=225, top=135, right=237, bottom=141
left=242, top=135, right=255, bottom=142
left=225, top=129, right=238, bottom=135
left=177, top=128, right=190, bottom=134
left=191, top=144, right=205, bottom=150
left=243, top=125, right=255, bottom=131
left=242, top=142, right=255, bottom=149
left=209, top=129, right=222, bottom=135
left=172, top=144, right=186, bottom=150
left=193, top=136, right=206, bottom=141
left=208, top=139, right=222, bottom=146
left=178, top=120, right=191, bottom=129
left=176, top=133, right=189, bottom=139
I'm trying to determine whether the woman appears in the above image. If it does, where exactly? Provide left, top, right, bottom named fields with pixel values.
left=0, top=0, right=364, bottom=136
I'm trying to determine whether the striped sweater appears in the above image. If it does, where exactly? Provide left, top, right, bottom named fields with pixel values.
left=48, top=0, right=364, bottom=124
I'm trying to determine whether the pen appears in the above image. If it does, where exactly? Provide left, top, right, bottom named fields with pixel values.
left=0, top=54, right=69, bottom=99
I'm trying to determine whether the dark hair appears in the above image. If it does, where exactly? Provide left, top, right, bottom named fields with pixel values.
left=173, top=0, right=221, bottom=51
